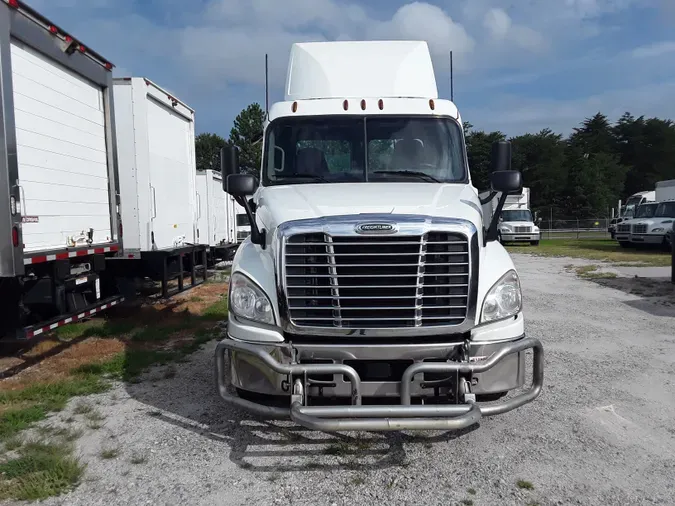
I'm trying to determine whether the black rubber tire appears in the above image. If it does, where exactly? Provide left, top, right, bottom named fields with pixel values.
left=618, top=241, right=630, bottom=248
left=530, top=240, right=539, bottom=246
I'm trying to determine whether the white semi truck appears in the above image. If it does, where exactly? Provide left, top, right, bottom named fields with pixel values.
left=482, top=187, right=540, bottom=246
left=214, top=40, right=543, bottom=432
left=609, top=190, right=656, bottom=238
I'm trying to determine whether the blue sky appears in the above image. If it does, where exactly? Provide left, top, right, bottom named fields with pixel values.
left=28, top=0, right=675, bottom=138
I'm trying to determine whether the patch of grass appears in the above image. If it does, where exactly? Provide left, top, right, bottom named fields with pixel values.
left=508, top=239, right=670, bottom=266
left=0, top=406, right=47, bottom=442
left=570, top=264, right=618, bottom=280
left=0, top=441, right=84, bottom=501
left=200, top=297, right=229, bottom=321
left=468, top=487, right=477, bottom=495
left=4, top=436, right=23, bottom=451
left=73, top=402, right=93, bottom=415
left=84, top=409, right=105, bottom=423
left=86, top=420, right=103, bottom=430
left=324, top=441, right=350, bottom=456
left=99, top=447, right=120, bottom=460
left=189, top=296, right=203, bottom=303
left=460, top=499, right=474, bottom=506
left=517, top=479, right=535, bottom=490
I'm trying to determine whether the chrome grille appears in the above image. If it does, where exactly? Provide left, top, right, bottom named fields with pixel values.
left=632, top=224, right=647, bottom=234
left=617, top=223, right=631, bottom=233
left=514, top=226, right=531, bottom=233
left=284, top=232, right=469, bottom=328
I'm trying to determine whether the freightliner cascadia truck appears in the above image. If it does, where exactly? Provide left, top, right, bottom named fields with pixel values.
left=214, top=40, right=544, bottom=432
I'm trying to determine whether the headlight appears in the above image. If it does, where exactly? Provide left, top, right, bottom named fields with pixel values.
left=229, top=272, right=275, bottom=325
left=652, top=228, right=665, bottom=233
left=499, top=225, right=511, bottom=232
left=480, top=270, right=522, bottom=323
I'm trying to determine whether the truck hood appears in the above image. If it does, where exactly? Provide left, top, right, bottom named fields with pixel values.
left=255, top=183, right=483, bottom=232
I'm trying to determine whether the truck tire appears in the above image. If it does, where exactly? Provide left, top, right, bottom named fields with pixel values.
left=530, top=240, right=539, bottom=246
left=618, top=241, right=630, bottom=248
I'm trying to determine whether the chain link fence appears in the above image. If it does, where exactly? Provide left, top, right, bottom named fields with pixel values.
left=537, top=218, right=611, bottom=240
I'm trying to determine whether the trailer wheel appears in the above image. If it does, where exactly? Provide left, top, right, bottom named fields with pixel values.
left=530, top=240, right=539, bottom=246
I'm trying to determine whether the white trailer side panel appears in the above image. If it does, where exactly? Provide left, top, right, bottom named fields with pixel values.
left=11, top=39, right=113, bottom=252
left=146, top=95, right=196, bottom=249
left=208, top=171, right=227, bottom=245
left=196, top=170, right=229, bottom=246
left=655, top=180, right=675, bottom=203
left=113, top=77, right=197, bottom=252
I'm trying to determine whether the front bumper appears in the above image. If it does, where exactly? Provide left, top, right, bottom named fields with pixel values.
left=215, top=335, right=544, bottom=432
left=630, top=233, right=665, bottom=244
left=500, top=232, right=540, bottom=242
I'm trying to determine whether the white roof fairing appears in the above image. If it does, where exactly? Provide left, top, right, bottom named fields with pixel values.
left=284, top=41, right=439, bottom=101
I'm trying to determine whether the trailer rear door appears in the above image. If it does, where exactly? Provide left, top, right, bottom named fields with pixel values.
left=146, top=96, right=196, bottom=249
left=11, top=39, right=112, bottom=253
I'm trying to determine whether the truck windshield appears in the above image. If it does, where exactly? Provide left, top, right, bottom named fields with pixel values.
left=262, top=116, right=466, bottom=186
left=654, top=202, right=675, bottom=218
left=236, top=214, right=249, bottom=227
left=634, top=204, right=658, bottom=218
left=501, top=210, right=532, bottom=222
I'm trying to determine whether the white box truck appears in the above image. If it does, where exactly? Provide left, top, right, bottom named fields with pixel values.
left=0, top=0, right=124, bottom=339
left=481, top=187, right=540, bottom=245
left=214, top=40, right=543, bottom=432
left=234, top=201, right=251, bottom=243
left=195, top=169, right=238, bottom=263
left=108, top=77, right=207, bottom=298
left=655, top=179, right=675, bottom=203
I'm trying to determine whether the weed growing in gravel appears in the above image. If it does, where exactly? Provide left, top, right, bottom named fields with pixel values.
left=73, top=402, right=93, bottom=415
left=0, top=441, right=84, bottom=501
left=100, top=447, right=120, bottom=460
left=517, top=479, right=535, bottom=490
left=86, top=420, right=104, bottom=431
left=350, top=475, right=366, bottom=485
left=130, top=453, right=148, bottom=465
left=467, top=487, right=477, bottom=495
left=570, top=265, right=618, bottom=280
left=460, top=500, right=474, bottom=506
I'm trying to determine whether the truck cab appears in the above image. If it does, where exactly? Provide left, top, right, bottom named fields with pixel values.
left=497, top=188, right=540, bottom=246
left=629, top=200, right=675, bottom=248
left=215, top=41, right=543, bottom=432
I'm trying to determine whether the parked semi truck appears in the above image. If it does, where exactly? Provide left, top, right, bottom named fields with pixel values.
left=609, top=190, right=656, bottom=238
left=215, top=40, right=544, bottom=432
left=481, top=187, right=540, bottom=245
left=0, top=0, right=209, bottom=339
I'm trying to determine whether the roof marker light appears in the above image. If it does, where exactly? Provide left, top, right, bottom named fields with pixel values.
left=378, top=99, right=384, bottom=110
left=65, top=35, right=73, bottom=43
left=291, top=101, right=298, bottom=113
left=8, top=0, right=18, bottom=9
left=343, top=99, right=349, bottom=111
left=78, top=45, right=86, bottom=53
left=105, top=62, right=112, bottom=70
left=49, top=25, right=58, bottom=35
left=12, top=227, right=19, bottom=247
left=429, top=99, right=435, bottom=110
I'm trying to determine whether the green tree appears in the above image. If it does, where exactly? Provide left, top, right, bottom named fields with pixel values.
left=229, top=103, right=265, bottom=175
left=195, top=133, right=228, bottom=172
left=465, top=129, right=506, bottom=190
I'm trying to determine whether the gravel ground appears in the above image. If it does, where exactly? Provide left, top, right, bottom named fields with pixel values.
left=19, top=253, right=675, bottom=506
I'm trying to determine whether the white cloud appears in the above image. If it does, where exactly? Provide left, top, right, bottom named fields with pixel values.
left=630, top=41, right=675, bottom=59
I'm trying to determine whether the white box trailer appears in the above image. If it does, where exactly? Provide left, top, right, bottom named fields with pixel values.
left=108, top=77, right=207, bottom=298
left=655, top=180, right=675, bottom=203
left=0, top=0, right=124, bottom=339
left=195, top=169, right=238, bottom=263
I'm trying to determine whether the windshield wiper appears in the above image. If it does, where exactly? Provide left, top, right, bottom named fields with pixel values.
left=373, top=170, right=440, bottom=183
left=273, top=173, right=329, bottom=183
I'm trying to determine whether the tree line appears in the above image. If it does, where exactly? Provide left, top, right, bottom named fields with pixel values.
left=196, top=103, right=675, bottom=219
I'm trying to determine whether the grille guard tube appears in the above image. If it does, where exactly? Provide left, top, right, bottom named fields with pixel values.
left=215, top=336, right=544, bottom=432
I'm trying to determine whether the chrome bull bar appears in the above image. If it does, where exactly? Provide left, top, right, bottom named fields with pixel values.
left=215, top=337, right=544, bottom=432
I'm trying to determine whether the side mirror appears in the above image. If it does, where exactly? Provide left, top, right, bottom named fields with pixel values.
left=490, top=140, right=511, bottom=172
left=490, top=170, right=522, bottom=194
left=220, top=145, right=239, bottom=179
left=226, top=174, right=256, bottom=197
left=537, top=217, right=543, bottom=225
